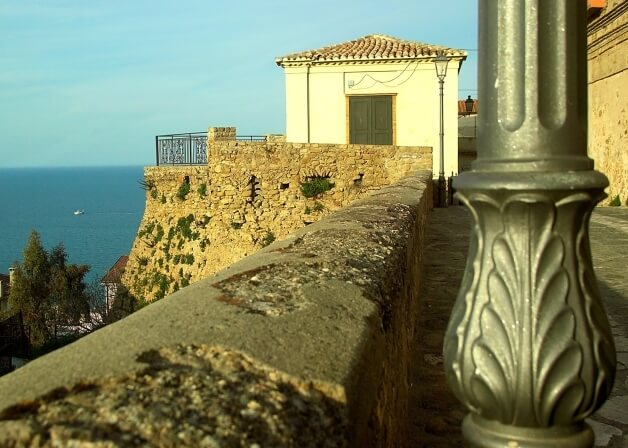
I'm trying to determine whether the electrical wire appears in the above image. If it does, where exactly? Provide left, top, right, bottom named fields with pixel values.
left=348, top=59, right=421, bottom=90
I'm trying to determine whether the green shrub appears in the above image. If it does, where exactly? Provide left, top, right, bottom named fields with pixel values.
left=184, top=254, right=195, bottom=265
left=304, top=206, right=311, bottom=215
left=313, top=201, right=325, bottom=212
left=153, top=224, right=164, bottom=244
left=261, top=231, right=276, bottom=248
left=609, top=195, right=621, bottom=207
left=197, top=183, right=207, bottom=197
left=176, top=214, right=195, bottom=239
left=161, top=195, right=167, bottom=204
left=176, top=181, right=191, bottom=200
left=138, top=179, right=155, bottom=191
left=301, top=176, right=334, bottom=198
left=138, top=222, right=156, bottom=239
left=151, top=189, right=158, bottom=199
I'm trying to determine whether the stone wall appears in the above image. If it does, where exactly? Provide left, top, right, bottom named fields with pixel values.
left=123, top=136, right=431, bottom=301
left=588, top=0, right=628, bottom=205
left=0, top=172, right=433, bottom=447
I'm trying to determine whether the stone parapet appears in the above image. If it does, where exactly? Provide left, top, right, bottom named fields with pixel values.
left=0, top=172, right=433, bottom=447
left=208, top=126, right=236, bottom=142
left=265, top=134, right=286, bottom=143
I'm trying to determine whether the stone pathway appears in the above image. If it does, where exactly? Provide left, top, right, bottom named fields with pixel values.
left=409, top=206, right=628, bottom=447
left=408, top=207, right=469, bottom=447
left=588, top=208, right=628, bottom=448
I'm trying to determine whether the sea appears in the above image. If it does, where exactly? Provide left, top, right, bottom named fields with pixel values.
left=0, top=166, right=146, bottom=283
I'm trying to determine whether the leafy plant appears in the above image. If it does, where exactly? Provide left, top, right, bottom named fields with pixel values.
left=138, top=222, right=156, bottom=239
left=197, top=183, right=207, bottom=197
left=313, top=201, right=325, bottom=212
left=153, top=224, right=164, bottom=244
left=301, top=176, right=334, bottom=198
left=261, top=231, right=276, bottom=247
left=161, top=195, right=167, bottom=204
left=176, top=214, right=195, bottom=239
left=151, top=189, right=158, bottom=199
left=609, top=195, right=621, bottom=207
left=152, top=272, right=170, bottom=300
left=304, top=206, right=311, bottom=215
left=138, top=179, right=155, bottom=191
left=184, top=254, right=195, bottom=265
left=176, top=181, right=191, bottom=200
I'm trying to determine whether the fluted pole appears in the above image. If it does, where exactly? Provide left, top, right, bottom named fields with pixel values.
left=443, top=1, right=616, bottom=446
left=438, top=77, right=446, bottom=207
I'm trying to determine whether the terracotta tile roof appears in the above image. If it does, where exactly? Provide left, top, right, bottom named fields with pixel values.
left=101, top=255, right=129, bottom=284
left=276, top=34, right=466, bottom=66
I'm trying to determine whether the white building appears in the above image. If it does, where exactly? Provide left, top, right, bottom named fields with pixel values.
left=276, top=34, right=467, bottom=177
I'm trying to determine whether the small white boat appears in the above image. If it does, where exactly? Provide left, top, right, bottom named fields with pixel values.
left=74, top=210, right=85, bottom=215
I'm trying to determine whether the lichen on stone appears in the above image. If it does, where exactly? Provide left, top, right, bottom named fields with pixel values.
left=0, top=345, right=347, bottom=447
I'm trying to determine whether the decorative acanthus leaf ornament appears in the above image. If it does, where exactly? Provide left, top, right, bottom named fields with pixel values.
left=444, top=191, right=615, bottom=430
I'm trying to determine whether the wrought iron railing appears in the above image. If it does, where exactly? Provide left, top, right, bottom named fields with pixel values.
left=155, top=132, right=267, bottom=166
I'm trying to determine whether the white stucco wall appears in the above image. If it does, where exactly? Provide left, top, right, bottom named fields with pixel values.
left=282, top=60, right=462, bottom=177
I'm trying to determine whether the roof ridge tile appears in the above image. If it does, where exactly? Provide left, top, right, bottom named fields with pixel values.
left=276, top=34, right=466, bottom=66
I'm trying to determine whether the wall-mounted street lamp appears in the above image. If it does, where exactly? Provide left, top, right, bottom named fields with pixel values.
left=464, top=95, right=474, bottom=115
left=434, top=51, right=449, bottom=207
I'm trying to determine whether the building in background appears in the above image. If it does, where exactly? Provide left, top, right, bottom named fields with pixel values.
left=457, top=97, right=478, bottom=173
left=276, top=34, right=467, bottom=178
left=587, top=0, right=627, bottom=204
left=0, top=269, right=29, bottom=375
left=101, top=255, right=129, bottom=311
left=0, top=271, right=10, bottom=313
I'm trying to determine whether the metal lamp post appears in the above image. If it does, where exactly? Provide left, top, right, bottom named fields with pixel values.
left=434, top=51, right=449, bottom=208
left=443, top=1, right=616, bottom=447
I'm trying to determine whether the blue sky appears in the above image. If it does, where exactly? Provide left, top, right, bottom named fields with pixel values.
left=0, top=1, right=478, bottom=167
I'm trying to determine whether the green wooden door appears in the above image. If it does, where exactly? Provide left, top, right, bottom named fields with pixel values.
left=349, top=96, right=392, bottom=145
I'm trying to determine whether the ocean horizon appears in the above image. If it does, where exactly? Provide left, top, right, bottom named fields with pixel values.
left=0, top=166, right=146, bottom=283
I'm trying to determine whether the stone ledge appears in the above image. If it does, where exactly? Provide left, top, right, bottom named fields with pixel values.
left=0, top=171, right=433, bottom=447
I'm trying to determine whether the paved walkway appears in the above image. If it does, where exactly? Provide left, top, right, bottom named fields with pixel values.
left=409, top=206, right=628, bottom=447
